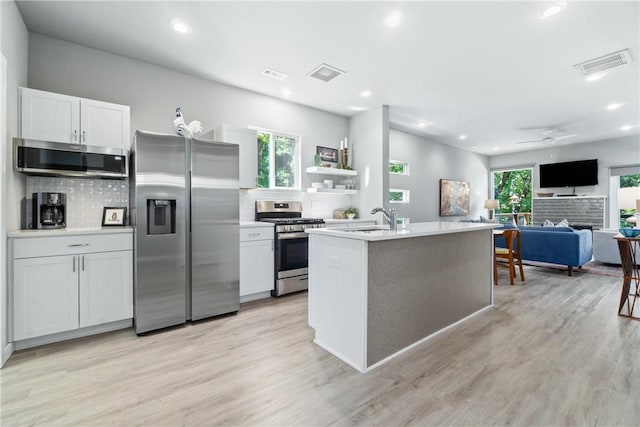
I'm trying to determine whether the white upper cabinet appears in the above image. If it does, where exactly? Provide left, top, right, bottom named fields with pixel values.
left=20, top=88, right=80, bottom=144
left=80, top=98, right=130, bottom=149
left=215, top=124, right=258, bottom=189
left=20, top=87, right=130, bottom=149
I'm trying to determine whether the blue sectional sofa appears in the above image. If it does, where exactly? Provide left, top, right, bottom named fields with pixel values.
left=496, top=225, right=593, bottom=276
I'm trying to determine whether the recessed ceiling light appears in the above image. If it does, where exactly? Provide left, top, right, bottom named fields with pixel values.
left=384, top=11, right=405, bottom=28
left=585, top=72, right=607, bottom=82
left=621, top=125, right=632, bottom=131
left=539, top=2, right=568, bottom=19
left=607, top=103, right=623, bottom=110
left=493, top=146, right=500, bottom=151
left=359, top=90, right=372, bottom=98
left=281, top=88, right=292, bottom=97
left=170, top=18, right=192, bottom=34
left=262, top=68, right=288, bottom=80
left=349, top=106, right=367, bottom=111
left=417, top=121, right=429, bottom=128
left=459, top=135, right=468, bottom=140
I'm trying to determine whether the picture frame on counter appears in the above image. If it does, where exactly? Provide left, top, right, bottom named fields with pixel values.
left=102, top=207, right=127, bottom=226
left=316, top=146, right=338, bottom=163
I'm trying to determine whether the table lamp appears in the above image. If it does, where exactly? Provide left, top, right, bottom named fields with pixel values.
left=484, top=199, right=499, bottom=220
left=617, top=187, right=640, bottom=228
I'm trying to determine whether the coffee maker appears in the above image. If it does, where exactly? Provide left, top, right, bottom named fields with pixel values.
left=32, top=192, right=66, bottom=229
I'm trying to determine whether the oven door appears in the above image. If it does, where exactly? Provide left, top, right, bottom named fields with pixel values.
left=276, top=232, right=308, bottom=274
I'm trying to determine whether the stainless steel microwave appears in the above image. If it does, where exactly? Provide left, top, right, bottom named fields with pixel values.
left=13, top=138, right=128, bottom=179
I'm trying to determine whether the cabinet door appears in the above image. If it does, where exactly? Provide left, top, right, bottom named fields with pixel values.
left=13, top=255, right=79, bottom=340
left=215, top=125, right=257, bottom=188
left=240, top=240, right=274, bottom=296
left=20, top=87, right=80, bottom=144
left=79, top=251, right=133, bottom=328
left=80, top=98, right=130, bottom=149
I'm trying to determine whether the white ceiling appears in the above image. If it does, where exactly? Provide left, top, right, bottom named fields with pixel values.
left=16, top=1, right=640, bottom=155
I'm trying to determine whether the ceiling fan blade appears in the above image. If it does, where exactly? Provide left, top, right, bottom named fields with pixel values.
left=515, top=139, right=543, bottom=144
left=553, top=134, right=578, bottom=141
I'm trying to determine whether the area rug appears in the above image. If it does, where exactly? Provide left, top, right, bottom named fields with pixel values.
left=521, top=260, right=623, bottom=278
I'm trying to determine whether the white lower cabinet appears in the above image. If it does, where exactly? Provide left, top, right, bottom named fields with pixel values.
left=13, top=255, right=79, bottom=340
left=11, top=232, right=133, bottom=343
left=240, top=225, right=274, bottom=300
left=80, top=251, right=133, bottom=328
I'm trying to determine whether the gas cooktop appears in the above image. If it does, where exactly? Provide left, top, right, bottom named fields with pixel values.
left=258, top=218, right=324, bottom=225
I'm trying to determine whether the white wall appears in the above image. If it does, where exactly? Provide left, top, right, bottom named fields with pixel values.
left=389, top=129, right=489, bottom=222
left=27, top=33, right=350, bottom=196
left=1, top=0, right=29, bottom=367
left=489, top=135, right=640, bottom=226
left=349, top=106, right=389, bottom=221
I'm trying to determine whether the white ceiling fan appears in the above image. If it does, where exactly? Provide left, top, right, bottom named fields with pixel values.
left=515, top=128, right=578, bottom=145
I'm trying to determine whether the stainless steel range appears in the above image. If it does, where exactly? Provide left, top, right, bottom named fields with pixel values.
left=255, top=201, right=325, bottom=296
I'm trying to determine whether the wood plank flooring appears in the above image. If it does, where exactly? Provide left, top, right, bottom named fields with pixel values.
left=1, top=265, right=639, bottom=426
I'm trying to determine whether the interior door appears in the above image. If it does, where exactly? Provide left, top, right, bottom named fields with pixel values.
left=190, top=138, right=239, bottom=320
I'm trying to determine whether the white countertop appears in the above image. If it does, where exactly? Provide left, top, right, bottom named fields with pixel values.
left=323, top=218, right=377, bottom=224
left=240, top=221, right=274, bottom=228
left=306, top=221, right=498, bottom=241
left=8, top=227, right=133, bottom=238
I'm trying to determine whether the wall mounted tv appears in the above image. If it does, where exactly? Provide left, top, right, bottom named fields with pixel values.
left=539, top=159, right=598, bottom=188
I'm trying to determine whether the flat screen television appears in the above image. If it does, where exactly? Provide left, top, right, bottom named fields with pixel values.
left=539, top=159, right=598, bottom=188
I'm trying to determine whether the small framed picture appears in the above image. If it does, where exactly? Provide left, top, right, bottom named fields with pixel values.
left=102, top=207, right=127, bottom=226
left=316, top=146, right=339, bottom=163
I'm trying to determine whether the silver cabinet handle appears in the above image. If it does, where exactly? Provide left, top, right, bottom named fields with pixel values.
left=271, top=240, right=274, bottom=251
left=248, top=232, right=261, bottom=237
left=82, top=130, right=86, bottom=142
left=73, top=256, right=76, bottom=273
left=73, top=130, right=78, bottom=141
left=68, top=243, right=90, bottom=247
left=82, top=255, right=85, bottom=271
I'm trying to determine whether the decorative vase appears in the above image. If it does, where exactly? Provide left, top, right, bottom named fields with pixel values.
left=314, top=154, right=321, bottom=166
left=347, top=213, right=355, bottom=220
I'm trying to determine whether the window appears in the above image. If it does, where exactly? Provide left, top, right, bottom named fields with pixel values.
left=389, top=160, right=409, bottom=175
left=492, top=168, right=532, bottom=223
left=256, top=128, right=300, bottom=189
left=389, top=189, right=410, bottom=203
left=619, top=173, right=640, bottom=228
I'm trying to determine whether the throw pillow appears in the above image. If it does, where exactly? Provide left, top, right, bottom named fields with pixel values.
left=543, top=219, right=554, bottom=227
left=556, top=218, right=569, bottom=227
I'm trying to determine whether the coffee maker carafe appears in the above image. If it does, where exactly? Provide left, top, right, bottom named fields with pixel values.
left=32, top=192, right=66, bottom=229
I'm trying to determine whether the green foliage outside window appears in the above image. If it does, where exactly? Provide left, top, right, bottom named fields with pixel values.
left=620, top=173, right=640, bottom=228
left=256, top=131, right=298, bottom=189
left=389, top=161, right=406, bottom=174
left=493, top=169, right=532, bottom=215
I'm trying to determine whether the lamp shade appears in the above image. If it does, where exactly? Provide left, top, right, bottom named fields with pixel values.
left=617, top=187, right=640, bottom=210
left=484, top=199, right=499, bottom=209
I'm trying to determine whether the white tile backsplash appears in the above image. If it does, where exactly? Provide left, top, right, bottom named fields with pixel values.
left=26, top=177, right=129, bottom=228
left=240, top=189, right=353, bottom=221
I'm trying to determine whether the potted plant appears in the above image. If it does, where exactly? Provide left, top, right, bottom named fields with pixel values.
left=345, top=207, right=358, bottom=220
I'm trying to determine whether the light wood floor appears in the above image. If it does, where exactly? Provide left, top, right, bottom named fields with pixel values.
left=2, top=265, right=639, bottom=426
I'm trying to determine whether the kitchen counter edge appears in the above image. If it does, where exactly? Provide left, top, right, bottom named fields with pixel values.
left=8, top=227, right=134, bottom=238
left=306, top=221, right=499, bottom=241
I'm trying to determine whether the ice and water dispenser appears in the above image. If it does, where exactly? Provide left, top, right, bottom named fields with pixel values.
left=147, top=199, right=176, bottom=235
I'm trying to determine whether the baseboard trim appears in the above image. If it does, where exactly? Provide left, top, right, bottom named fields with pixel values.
left=1, top=342, right=14, bottom=368
left=240, top=291, right=272, bottom=304
left=14, top=319, right=133, bottom=351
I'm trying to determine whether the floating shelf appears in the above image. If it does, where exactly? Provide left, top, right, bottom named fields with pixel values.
left=306, top=188, right=358, bottom=195
left=306, top=166, right=357, bottom=176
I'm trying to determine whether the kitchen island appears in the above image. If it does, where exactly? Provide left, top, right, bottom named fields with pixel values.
left=306, top=222, right=497, bottom=373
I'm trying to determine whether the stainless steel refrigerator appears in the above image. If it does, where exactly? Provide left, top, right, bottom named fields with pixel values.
left=130, top=130, right=239, bottom=334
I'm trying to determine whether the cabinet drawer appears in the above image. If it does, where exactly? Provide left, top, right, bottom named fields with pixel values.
left=13, top=233, right=133, bottom=259
left=240, top=227, right=274, bottom=242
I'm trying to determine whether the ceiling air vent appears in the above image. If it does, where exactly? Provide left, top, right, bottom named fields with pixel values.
left=307, top=63, right=346, bottom=82
left=262, top=68, right=288, bottom=80
left=573, top=49, right=632, bottom=76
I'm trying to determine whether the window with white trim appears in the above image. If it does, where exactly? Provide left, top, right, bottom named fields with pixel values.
left=389, top=160, right=409, bottom=175
left=389, top=189, right=410, bottom=203
left=256, top=128, right=300, bottom=189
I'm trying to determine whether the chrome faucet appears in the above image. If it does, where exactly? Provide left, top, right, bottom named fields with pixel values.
left=371, top=207, right=397, bottom=231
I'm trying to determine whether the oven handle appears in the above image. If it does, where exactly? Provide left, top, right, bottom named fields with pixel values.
left=277, top=232, right=308, bottom=240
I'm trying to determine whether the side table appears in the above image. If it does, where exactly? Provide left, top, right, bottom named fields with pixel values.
left=615, top=236, right=640, bottom=319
